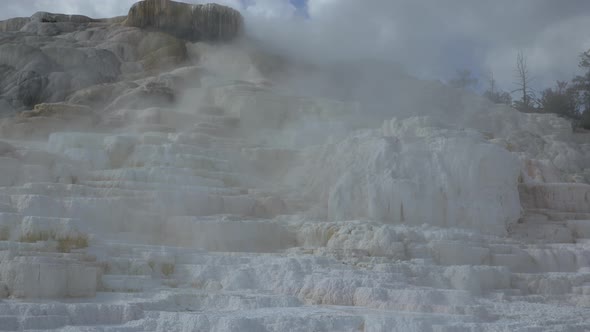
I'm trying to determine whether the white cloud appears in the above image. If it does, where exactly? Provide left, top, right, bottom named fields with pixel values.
left=246, top=0, right=296, bottom=19
left=485, top=14, right=590, bottom=91
left=0, top=0, right=137, bottom=19
left=249, top=0, right=590, bottom=91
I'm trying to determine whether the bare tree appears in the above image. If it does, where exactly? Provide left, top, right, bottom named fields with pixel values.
left=449, top=69, right=478, bottom=90
left=483, top=70, right=512, bottom=105
left=486, top=70, right=497, bottom=94
left=512, top=52, right=536, bottom=112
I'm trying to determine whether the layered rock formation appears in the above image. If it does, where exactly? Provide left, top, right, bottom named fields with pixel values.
left=0, top=1, right=589, bottom=331
left=0, top=0, right=242, bottom=113
left=125, top=0, right=243, bottom=42
left=0, top=12, right=98, bottom=34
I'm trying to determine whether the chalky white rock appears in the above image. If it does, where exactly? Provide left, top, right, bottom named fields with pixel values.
left=0, top=2, right=589, bottom=331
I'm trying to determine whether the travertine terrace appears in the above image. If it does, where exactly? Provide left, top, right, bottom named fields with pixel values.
left=0, top=1, right=589, bottom=331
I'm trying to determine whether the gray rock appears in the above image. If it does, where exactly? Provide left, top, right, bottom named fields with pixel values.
left=0, top=43, right=56, bottom=74
left=16, top=12, right=97, bottom=36
left=0, top=98, right=15, bottom=115
left=14, top=70, right=49, bottom=107
left=42, top=47, right=121, bottom=88
left=0, top=41, right=121, bottom=109
left=30, top=12, right=96, bottom=24
left=0, top=17, right=30, bottom=32
left=0, top=1, right=242, bottom=111
left=42, top=72, right=72, bottom=103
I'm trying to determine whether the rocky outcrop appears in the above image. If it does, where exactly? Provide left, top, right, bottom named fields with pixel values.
left=0, top=41, right=121, bottom=110
left=0, top=12, right=98, bottom=36
left=0, top=2, right=245, bottom=112
left=0, top=1, right=244, bottom=112
left=125, top=0, right=243, bottom=42
left=0, top=17, right=30, bottom=32
left=29, top=12, right=96, bottom=24
left=0, top=13, right=124, bottom=33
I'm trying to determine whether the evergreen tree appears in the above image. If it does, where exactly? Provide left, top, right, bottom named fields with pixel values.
left=573, top=50, right=590, bottom=114
left=539, top=81, right=579, bottom=119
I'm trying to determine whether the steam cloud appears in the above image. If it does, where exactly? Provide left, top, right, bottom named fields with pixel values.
left=0, top=1, right=589, bottom=330
left=3, top=0, right=589, bottom=90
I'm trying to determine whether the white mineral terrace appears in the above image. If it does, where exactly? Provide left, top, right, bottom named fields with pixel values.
left=0, top=29, right=589, bottom=332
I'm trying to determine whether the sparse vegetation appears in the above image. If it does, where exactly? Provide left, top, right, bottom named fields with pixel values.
left=147, top=260, right=175, bottom=277
left=222, top=175, right=241, bottom=187
left=573, top=50, right=590, bottom=129
left=325, top=226, right=337, bottom=243
left=471, top=49, right=590, bottom=129
left=161, top=263, right=175, bottom=277
left=18, top=231, right=53, bottom=243
left=539, top=81, right=579, bottom=119
left=0, top=226, right=10, bottom=241
left=56, top=235, right=89, bottom=253
left=18, top=231, right=89, bottom=253
left=580, top=109, right=590, bottom=130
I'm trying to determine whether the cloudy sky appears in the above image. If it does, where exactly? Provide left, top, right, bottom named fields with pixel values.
left=1, top=0, right=589, bottom=93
